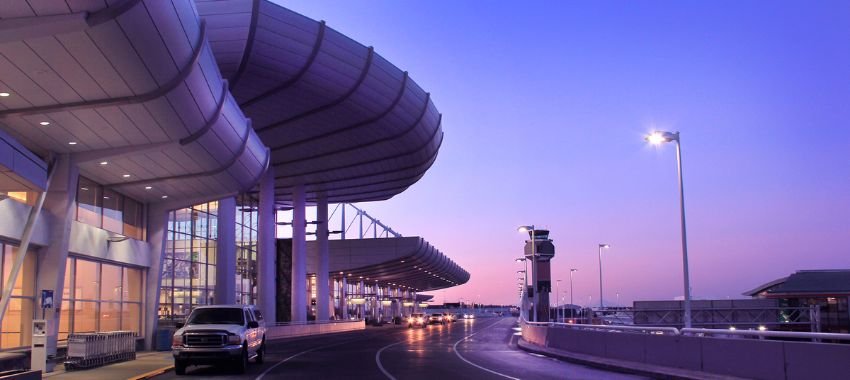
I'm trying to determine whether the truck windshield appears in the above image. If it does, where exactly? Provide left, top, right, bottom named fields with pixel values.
left=186, top=308, right=245, bottom=325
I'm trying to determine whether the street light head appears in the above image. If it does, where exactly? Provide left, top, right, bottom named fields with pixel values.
left=517, top=225, right=533, bottom=233
left=599, top=243, right=610, bottom=249
left=515, top=258, right=525, bottom=263
left=570, top=268, right=578, bottom=272
left=645, top=130, right=678, bottom=145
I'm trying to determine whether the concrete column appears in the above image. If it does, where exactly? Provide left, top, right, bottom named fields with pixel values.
left=291, top=185, right=306, bottom=322
left=35, top=155, right=77, bottom=357
left=215, top=196, right=236, bottom=304
left=316, top=196, right=329, bottom=321
left=341, top=276, right=348, bottom=318
left=359, top=279, right=365, bottom=319
left=144, top=205, right=171, bottom=350
left=257, top=167, right=276, bottom=322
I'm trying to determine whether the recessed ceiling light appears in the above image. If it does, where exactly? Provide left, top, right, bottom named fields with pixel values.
left=81, top=187, right=89, bottom=191
left=0, top=92, right=9, bottom=97
left=161, top=195, right=168, bottom=199
left=100, top=161, right=108, bottom=165
left=103, top=196, right=110, bottom=200
left=39, top=121, right=50, bottom=126
left=122, top=174, right=130, bottom=178
left=68, top=142, right=77, bottom=145
left=145, top=186, right=152, bottom=190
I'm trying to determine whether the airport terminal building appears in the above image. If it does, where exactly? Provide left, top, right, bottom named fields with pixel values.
left=0, top=0, right=468, bottom=353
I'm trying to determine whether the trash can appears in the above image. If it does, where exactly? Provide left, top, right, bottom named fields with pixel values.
left=155, top=329, right=174, bottom=351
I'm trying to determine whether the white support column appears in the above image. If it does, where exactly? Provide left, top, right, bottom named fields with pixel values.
left=35, top=154, right=78, bottom=357
left=291, top=185, right=307, bottom=322
left=316, top=195, right=329, bottom=321
left=144, top=205, right=171, bottom=350
left=257, top=167, right=276, bottom=322
left=216, top=196, right=236, bottom=304
left=341, top=276, right=348, bottom=319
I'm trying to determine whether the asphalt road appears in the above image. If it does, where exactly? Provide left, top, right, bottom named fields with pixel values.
left=159, top=317, right=646, bottom=380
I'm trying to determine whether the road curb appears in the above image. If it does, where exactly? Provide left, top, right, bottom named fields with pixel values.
left=126, top=365, right=174, bottom=380
left=516, top=339, right=742, bottom=380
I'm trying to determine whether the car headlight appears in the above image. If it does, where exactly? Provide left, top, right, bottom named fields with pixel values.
left=172, top=335, right=183, bottom=347
left=227, top=335, right=241, bottom=345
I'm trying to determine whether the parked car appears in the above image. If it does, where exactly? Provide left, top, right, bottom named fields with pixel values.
left=172, top=304, right=266, bottom=375
left=407, top=313, right=427, bottom=328
left=428, top=313, right=447, bottom=325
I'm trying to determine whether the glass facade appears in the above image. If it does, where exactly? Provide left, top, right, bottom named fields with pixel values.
left=159, top=202, right=219, bottom=323
left=76, top=176, right=145, bottom=240
left=0, top=243, right=36, bottom=349
left=58, top=257, right=143, bottom=341
left=0, top=191, right=38, bottom=206
left=236, top=194, right=258, bottom=305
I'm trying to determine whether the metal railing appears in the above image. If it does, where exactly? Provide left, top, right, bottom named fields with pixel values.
left=64, top=331, right=136, bottom=370
left=272, top=318, right=364, bottom=327
left=520, top=317, right=850, bottom=343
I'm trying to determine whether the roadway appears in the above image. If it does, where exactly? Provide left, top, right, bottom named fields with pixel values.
left=158, top=317, right=646, bottom=379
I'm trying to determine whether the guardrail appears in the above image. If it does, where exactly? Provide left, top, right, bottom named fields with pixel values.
left=64, top=331, right=136, bottom=370
left=681, top=327, right=850, bottom=342
left=267, top=319, right=365, bottom=340
left=521, top=317, right=850, bottom=342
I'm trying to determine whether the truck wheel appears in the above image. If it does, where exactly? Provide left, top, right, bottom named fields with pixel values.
left=237, top=345, right=249, bottom=374
left=174, top=360, right=187, bottom=375
left=255, top=339, right=265, bottom=364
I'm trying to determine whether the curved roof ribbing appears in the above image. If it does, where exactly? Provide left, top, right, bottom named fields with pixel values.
left=198, top=0, right=443, bottom=204
left=0, top=0, right=442, bottom=207
left=306, top=237, right=470, bottom=292
left=0, top=0, right=268, bottom=203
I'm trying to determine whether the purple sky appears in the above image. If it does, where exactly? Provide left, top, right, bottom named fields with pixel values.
left=280, top=1, right=850, bottom=306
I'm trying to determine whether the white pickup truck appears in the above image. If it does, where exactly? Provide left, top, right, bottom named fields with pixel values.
left=171, top=304, right=266, bottom=375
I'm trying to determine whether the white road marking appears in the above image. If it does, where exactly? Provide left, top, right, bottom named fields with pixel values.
left=255, top=337, right=361, bottom=380
left=453, top=319, right=521, bottom=380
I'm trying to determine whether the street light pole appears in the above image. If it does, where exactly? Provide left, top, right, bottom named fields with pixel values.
left=598, top=243, right=610, bottom=309
left=646, top=131, right=692, bottom=328
left=569, top=269, right=577, bottom=306
left=555, top=279, right=562, bottom=322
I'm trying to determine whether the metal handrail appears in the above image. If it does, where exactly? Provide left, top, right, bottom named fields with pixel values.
left=681, top=328, right=850, bottom=342
left=272, top=319, right=363, bottom=327
left=521, top=318, right=850, bottom=342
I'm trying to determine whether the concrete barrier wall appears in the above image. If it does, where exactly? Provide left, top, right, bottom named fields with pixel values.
left=524, top=324, right=850, bottom=380
left=267, top=321, right=365, bottom=340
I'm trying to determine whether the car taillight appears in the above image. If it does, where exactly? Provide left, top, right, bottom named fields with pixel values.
left=172, top=335, right=183, bottom=347
left=227, top=335, right=241, bottom=345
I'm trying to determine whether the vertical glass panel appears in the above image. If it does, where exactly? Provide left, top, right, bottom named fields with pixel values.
left=101, top=189, right=123, bottom=234
left=76, top=177, right=101, bottom=228
left=100, top=264, right=121, bottom=302
left=123, top=268, right=143, bottom=302
left=172, top=288, right=190, bottom=320
left=59, top=300, right=71, bottom=341
left=3, top=246, right=35, bottom=296
left=1, top=298, right=22, bottom=348
left=73, top=301, right=97, bottom=333
left=121, top=303, right=141, bottom=334
left=75, top=260, right=99, bottom=300
left=100, top=302, right=121, bottom=331
left=123, top=198, right=143, bottom=240
left=207, top=201, right=218, bottom=216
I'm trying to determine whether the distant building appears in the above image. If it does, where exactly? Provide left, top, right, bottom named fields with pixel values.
left=744, top=270, right=850, bottom=333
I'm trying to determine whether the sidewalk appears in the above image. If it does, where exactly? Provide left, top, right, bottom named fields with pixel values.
left=42, top=351, right=173, bottom=380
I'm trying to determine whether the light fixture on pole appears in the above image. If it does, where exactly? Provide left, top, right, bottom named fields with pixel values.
left=569, top=269, right=577, bottom=307
left=516, top=260, right=528, bottom=320
left=518, top=225, right=537, bottom=322
left=598, top=243, right=610, bottom=309
left=645, top=130, right=693, bottom=328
